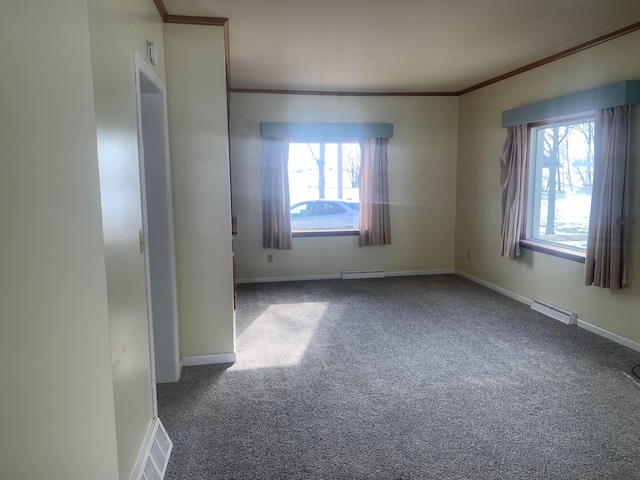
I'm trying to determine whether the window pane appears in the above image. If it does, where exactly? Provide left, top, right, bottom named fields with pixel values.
left=529, top=120, right=594, bottom=251
left=288, top=143, right=320, bottom=206
left=288, top=142, right=360, bottom=230
left=341, top=143, right=361, bottom=202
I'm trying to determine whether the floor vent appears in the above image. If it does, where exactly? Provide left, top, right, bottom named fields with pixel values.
left=530, top=299, right=576, bottom=325
left=341, top=270, right=386, bottom=280
left=136, top=419, right=173, bottom=480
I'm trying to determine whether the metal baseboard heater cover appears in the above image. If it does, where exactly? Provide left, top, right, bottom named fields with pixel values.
left=530, top=298, right=577, bottom=325
left=341, top=270, right=386, bottom=280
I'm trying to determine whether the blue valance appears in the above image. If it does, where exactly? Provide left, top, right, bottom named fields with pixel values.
left=502, top=80, right=640, bottom=127
left=260, top=122, right=394, bottom=141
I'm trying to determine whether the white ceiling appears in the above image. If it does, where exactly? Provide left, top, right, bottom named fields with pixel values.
left=163, top=0, right=640, bottom=93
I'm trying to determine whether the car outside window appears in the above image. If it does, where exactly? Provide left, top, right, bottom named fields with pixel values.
left=291, top=202, right=312, bottom=217
left=318, top=202, right=346, bottom=215
left=288, top=142, right=361, bottom=232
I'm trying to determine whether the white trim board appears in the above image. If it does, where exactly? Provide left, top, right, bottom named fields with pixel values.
left=386, top=268, right=454, bottom=277
left=237, top=274, right=340, bottom=284
left=454, top=269, right=640, bottom=353
left=177, top=358, right=184, bottom=380
left=453, top=270, right=532, bottom=306
left=577, top=319, right=640, bottom=353
left=237, top=269, right=454, bottom=284
left=182, top=353, right=236, bottom=367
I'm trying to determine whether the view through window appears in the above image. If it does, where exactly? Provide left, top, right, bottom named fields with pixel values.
left=528, top=116, right=595, bottom=251
left=288, top=142, right=361, bottom=231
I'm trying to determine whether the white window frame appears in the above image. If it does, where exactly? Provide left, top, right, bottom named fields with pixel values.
left=522, top=112, right=595, bottom=262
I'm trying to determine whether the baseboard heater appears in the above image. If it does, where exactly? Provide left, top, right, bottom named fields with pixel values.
left=341, top=270, right=386, bottom=280
left=530, top=298, right=577, bottom=325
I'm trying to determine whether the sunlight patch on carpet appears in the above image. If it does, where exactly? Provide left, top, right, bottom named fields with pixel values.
left=231, top=302, right=328, bottom=371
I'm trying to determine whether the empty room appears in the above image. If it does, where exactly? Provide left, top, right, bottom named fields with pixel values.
left=2, top=1, right=640, bottom=479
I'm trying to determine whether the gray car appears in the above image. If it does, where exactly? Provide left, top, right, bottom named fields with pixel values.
left=290, top=200, right=360, bottom=230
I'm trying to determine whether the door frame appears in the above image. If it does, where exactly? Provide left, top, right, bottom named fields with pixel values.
left=133, top=51, right=180, bottom=416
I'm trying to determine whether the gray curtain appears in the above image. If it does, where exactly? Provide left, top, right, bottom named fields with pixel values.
left=500, top=125, right=528, bottom=260
left=261, top=137, right=292, bottom=250
left=585, top=106, right=631, bottom=290
left=359, top=138, right=391, bottom=247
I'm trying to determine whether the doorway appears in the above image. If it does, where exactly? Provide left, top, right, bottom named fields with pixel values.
left=135, top=53, right=180, bottom=386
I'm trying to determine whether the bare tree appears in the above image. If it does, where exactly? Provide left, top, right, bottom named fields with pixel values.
left=543, top=126, right=568, bottom=235
left=343, top=143, right=360, bottom=188
left=306, top=143, right=325, bottom=199
left=573, top=121, right=594, bottom=187
left=562, top=134, right=573, bottom=192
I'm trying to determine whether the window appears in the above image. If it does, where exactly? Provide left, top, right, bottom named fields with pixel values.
left=526, top=115, right=595, bottom=252
left=288, top=142, right=361, bottom=232
left=260, top=122, right=392, bottom=247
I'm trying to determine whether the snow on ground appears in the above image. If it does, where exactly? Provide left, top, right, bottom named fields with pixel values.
left=537, top=191, right=591, bottom=249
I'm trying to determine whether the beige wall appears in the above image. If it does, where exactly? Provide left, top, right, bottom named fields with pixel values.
left=165, top=24, right=236, bottom=357
left=86, top=0, right=166, bottom=478
left=230, top=94, right=459, bottom=280
left=0, top=1, right=119, bottom=479
left=456, top=30, right=640, bottom=344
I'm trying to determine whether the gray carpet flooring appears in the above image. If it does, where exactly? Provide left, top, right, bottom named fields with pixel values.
left=157, top=275, right=640, bottom=479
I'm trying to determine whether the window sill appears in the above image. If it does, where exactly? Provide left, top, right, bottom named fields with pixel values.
left=519, top=240, right=586, bottom=263
left=292, top=229, right=358, bottom=238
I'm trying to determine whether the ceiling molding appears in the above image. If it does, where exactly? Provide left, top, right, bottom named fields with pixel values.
left=152, top=1, right=640, bottom=98
left=154, top=0, right=227, bottom=26
left=152, top=0, right=168, bottom=22
left=458, top=20, right=640, bottom=96
left=154, top=1, right=230, bottom=88
left=164, top=15, right=228, bottom=26
left=223, top=21, right=231, bottom=91
left=230, top=88, right=458, bottom=97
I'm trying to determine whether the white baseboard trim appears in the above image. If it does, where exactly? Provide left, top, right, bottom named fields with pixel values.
left=177, top=358, right=184, bottom=379
left=386, top=268, right=454, bottom=277
left=237, top=269, right=455, bottom=284
left=133, top=417, right=172, bottom=480
left=237, top=274, right=341, bottom=284
left=181, top=352, right=236, bottom=367
left=454, top=269, right=640, bottom=353
left=454, top=269, right=532, bottom=306
left=576, top=320, right=640, bottom=353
